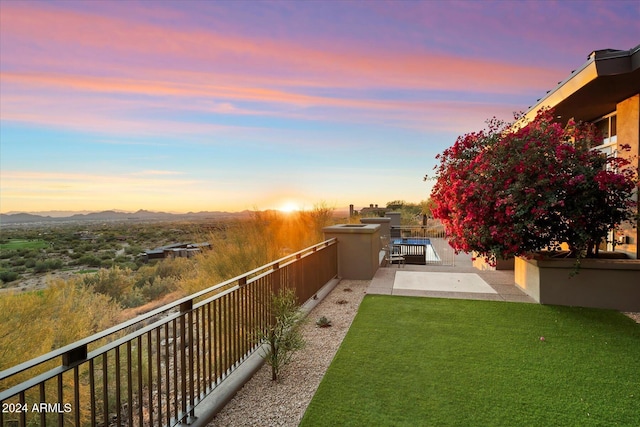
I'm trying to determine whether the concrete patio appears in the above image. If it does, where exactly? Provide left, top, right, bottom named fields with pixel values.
left=368, top=251, right=535, bottom=303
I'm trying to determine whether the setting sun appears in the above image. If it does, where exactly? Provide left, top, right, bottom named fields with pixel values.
left=278, top=202, right=300, bottom=213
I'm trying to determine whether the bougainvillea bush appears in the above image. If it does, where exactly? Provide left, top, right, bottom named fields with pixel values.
left=430, top=109, right=638, bottom=262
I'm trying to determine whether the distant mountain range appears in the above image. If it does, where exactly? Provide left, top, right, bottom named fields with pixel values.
left=0, top=209, right=251, bottom=225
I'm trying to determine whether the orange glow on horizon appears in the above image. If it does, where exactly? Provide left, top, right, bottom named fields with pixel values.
left=277, top=202, right=301, bottom=213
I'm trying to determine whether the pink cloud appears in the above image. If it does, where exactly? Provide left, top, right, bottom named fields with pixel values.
left=1, top=71, right=519, bottom=139
left=1, top=2, right=563, bottom=144
left=1, top=3, right=562, bottom=96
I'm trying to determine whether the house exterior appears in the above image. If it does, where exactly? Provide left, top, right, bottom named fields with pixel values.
left=519, top=44, right=640, bottom=259
left=352, top=203, right=388, bottom=217
left=140, top=242, right=211, bottom=261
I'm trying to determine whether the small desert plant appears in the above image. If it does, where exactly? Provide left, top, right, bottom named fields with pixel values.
left=257, top=288, right=305, bottom=381
left=316, top=316, right=332, bottom=327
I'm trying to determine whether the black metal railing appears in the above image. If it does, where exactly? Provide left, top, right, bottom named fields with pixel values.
left=389, top=225, right=455, bottom=265
left=0, top=238, right=338, bottom=426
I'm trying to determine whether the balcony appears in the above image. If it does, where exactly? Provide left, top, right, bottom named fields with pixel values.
left=210, top=248, right=536, bottom=426
left=3, top=222, right=635, bottom=426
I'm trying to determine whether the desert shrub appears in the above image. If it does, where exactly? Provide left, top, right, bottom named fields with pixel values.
left=316, top=316, right=332, bottom=327
left=33, top=260, right=48, bottom=273
left=113, top=254, right=130, bottom=263
left=155, top=256, right=194, bottom=279
left=100, top=259, right=114, bottom=268
left=0, top=281, right=116, bottom=426
left=120, top=288, right=145, bottom=308
left=125, top=245, right=144, bottom=255
left=134, top=265, right=156, bottom=288
left=34, top=259, right=64, bottom=272
left=0, top=270, right=19, bottom=283
left=179, top=207, right=336, bottom=295
left=119, top=261, right=139, bottom=271
left=82, top=266, right=134, bottom=303
left=0, top=280, right=120, bottom=384
left=49, top=258, right=63, bottom=269
left=197, top=213, right=280, bottom=282
left=140, top=276, right=176, bottom=301
left=257, top=288, right=305, bottom=381
left=15, top=248, right=34, bottom=257
left=78, top=254, right=101, bottom=267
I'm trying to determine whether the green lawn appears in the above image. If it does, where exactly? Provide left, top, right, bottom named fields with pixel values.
left=0, top=239, right=48, bottom=250
left=300, top=296, right=640, bottom=427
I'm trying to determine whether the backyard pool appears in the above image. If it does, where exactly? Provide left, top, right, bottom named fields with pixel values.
left=391, top=238, right=440, bottom=264
left=393, top=238, right=431, bottom=245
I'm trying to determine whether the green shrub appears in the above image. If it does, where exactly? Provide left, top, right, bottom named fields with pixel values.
left=45, top=259, right=63, bottom=270
left=125, top=245, right=143, bottom=255
left=120, top=289, right=145, bottom=308
left=0, top=279, right=120, bottom=381
left=155, top=257, right=193, bottom=279
left=316, top=316, right=332, bottom=328
left=78, top=255, right=101, bottom=267
left=82, top=266, right=134, bottom=303
left=113, top=255, right=130, bottom=264
left=257, top=288, right=305, bottom=381
left=100, top=260, right=114, bottom=268
left=140, top=276, right=176, bottom=301
left=33, top=261, right=48, bottom=273
left=0, top=270, right=19, bottom=283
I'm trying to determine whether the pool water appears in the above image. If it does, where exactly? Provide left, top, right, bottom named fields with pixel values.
left=391, top=238, right=440, bottom=263
left=392, top=238, right=431, bottom=245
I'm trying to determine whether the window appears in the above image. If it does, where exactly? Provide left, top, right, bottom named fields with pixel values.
left=591, top=112, right=618, bottom=251
left=593, top=113, right=617, bottom=154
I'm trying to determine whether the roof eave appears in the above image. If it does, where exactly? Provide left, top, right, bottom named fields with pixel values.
left=517, top=44, right=640, bottom=127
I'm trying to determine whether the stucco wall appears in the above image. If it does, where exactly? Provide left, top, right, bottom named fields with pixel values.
left=360, top=217, right=391, bottom=252
left=323, top=224, right=381, bottom=280
left=617, top=94, right=640, bottom=259
left=515, top=256, right=640, bottom=311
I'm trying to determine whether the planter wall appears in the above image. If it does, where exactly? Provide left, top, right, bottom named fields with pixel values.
left=472, top=253, right=514, bottom=271
left=515, top=256, right=640, bottom=311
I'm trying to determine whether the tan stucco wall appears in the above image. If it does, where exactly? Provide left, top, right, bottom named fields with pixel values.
left=617, top=94, right=640, bottom=259
left=323, top=224, right=381, bottom=280
left=360, top=217, right=391, bottom=253
left=473, top=253, right=515, bottom=271
left=515, top=256, right=640, bottom=311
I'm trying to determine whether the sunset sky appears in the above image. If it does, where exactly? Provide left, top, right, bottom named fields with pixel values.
left=1, top=0, right=639, bottom=214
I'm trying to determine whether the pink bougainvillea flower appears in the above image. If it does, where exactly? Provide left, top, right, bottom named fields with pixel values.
left=429, top=108, right=638, bottom=263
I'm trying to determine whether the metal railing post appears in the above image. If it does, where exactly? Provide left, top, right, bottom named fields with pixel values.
left=178, top=299, right=195, bottom=425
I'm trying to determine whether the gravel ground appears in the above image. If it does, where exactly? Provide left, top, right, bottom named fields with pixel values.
left=625, top=312, right=640, bottom=323
left=207, top=279, right=369, bottom=427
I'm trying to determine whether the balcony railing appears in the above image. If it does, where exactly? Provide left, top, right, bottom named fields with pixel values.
left=0, top=238, right=338, bottom=426
left=390, top=224, right=456, bottom=266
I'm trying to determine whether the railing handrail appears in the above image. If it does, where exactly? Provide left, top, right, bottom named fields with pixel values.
left=0, top=238, right=337, bottom=384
